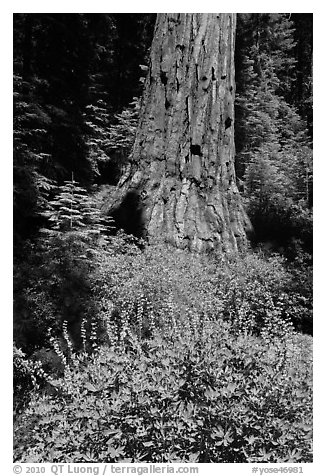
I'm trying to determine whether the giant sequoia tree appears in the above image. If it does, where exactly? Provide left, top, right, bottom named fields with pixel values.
left=111, top=13, right=251, bottom=252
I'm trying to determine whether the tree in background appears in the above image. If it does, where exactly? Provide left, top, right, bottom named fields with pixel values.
left=235, top=13, right=312, bottom=251
left=84, top=14, right=155, bottom=185
left=13, top=13, right=155, bottom=354
left=14, top=13, right=100, bottom=252
left=291, top=13, right=313, bottom=137
left=13, top=13, right=155, bottom=251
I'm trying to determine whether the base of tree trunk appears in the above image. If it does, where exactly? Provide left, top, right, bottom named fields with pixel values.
left=107, top=13, right=252, bottom=253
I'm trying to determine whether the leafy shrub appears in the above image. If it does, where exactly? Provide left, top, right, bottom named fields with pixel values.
left=14, top=240, right=312, bottom=463
left=93, top=242, right=311, bottom=339
left=14, top=345, right=51, bottom=417
left=14, top=346, right=34, bottom=416
left=14, top=315, right=312, bottom=463
left=213, top=252, right=295, bottom=336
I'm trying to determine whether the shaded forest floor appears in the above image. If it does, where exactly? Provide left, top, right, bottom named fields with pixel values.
left=14, top=237, right=312, bottom=463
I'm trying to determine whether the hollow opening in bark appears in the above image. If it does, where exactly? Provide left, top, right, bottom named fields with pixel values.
left=190, top=144, right=202, bottom=156
left=160, top=70, right=168, bottom=85
left=111, top=190, right=144, bottom=238
left=225, top=117, right=232, bottom=129
left=94, top=160, right=121, bottom=186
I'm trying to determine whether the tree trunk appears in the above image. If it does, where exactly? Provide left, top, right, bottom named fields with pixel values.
left=111, top=13, right=251, bottom=252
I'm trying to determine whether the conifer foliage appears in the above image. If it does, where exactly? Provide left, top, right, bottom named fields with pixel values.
left=42, top=178, right=111, bottom=235
left=13, top=13, right=155, bottom=247
left=235, top=14, right=312, bottom=250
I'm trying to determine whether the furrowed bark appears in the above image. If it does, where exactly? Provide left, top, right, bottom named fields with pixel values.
left=111, top=13, right=251, bottom=252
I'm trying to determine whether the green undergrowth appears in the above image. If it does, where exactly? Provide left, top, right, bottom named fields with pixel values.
left=14, top=238, right=313, bottom=463
left=14, top=318, right=312, bottom=463
left=95, top=239, right=312, bottom=339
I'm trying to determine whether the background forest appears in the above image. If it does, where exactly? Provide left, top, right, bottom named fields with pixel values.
left=13, top=14, right=313, bottom=463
